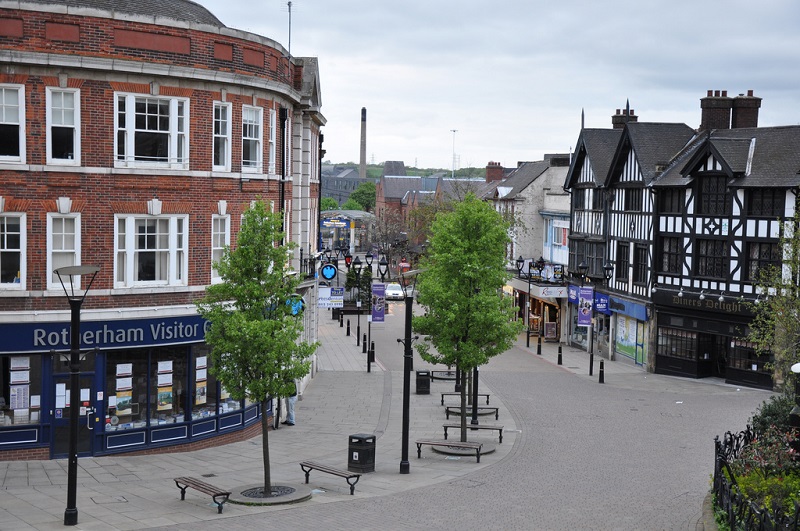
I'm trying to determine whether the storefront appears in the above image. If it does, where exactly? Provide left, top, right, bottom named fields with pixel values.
left=567, top=285, right=612, bottom=357
left=652, top=292, right=772, bottom=390
left=0, top=313, right=265, bottom=459
left=608, top=296, right=649, bottom=367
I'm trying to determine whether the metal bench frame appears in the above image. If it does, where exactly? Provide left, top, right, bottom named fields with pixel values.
left=174, top=476, right=231, bottom=514
left=414, top=439, right=483, bottom=463
left=443, top=423, right=504, bottom=443
left=440, top=392, right=490, bottom=406
left=299, top=460, right=362, bottom=495
left=444, top=405, right=499, bottom=420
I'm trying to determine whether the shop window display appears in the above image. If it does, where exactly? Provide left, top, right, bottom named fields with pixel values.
left=191, top=345, right=219, bottom=420
left=0, top=355, right=42, bottom=425
left=105, top=349, right=148, bottom=431
left=150, top=346, right=187, bottom=425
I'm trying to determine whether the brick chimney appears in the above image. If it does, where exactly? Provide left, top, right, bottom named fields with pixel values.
left=611, top=107, right=638, bottom=129
left=731, top=90, right=761, bottom=129
left=486, top=161, right=504, bottom=183
left=699, top=90, right=733, bottom=131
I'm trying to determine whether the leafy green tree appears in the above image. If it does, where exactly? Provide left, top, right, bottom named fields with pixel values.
left=321, top=196, right=339, bottom=211
left=195, top=200, right=318, bottom=495
left=413, top=193, right=524, bottom=440
left=349, top=181, right=376, bottom=212
left=341, top=197, right=364, bottom=211
left=748, top=210, right=800, bottom=390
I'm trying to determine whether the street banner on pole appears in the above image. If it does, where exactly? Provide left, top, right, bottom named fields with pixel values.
left=578, top=286, right=594, bottom=327
left=372, top=283, right=385, bottom=322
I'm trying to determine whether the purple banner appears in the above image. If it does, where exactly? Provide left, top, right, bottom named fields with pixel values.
left=578, top=286, right=594, bottom=326
left=372, top=283, right=385, bottom=323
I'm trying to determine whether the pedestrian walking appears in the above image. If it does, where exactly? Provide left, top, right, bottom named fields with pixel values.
left=282, top=380, right=298, bottom=426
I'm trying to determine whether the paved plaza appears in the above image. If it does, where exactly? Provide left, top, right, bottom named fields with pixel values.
left=0, top=302, right=771, bottom=530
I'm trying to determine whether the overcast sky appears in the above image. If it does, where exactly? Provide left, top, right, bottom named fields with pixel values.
left=197, top=0, right=800, bottom=170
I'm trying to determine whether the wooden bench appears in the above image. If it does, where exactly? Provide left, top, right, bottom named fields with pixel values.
left=415, top=439, right=483, bottom=463
left=174, top=477, right=231, bottom=514
left=445, top=405, right=499, bottom=421
left=299, top=461, right=362, bottom=495
left=440, top=392, right=490, bottom=406
left=443, top=423, right=504, bottom=443
left=430, top=370, right=457, bottom=381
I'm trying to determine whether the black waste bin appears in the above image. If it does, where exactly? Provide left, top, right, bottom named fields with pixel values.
left=416, top=370, right=431, bottom=395
left=348, top=433, right=376, bottom=473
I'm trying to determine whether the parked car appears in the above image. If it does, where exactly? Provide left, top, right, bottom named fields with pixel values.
left=385, top=283, right=404, bottom=300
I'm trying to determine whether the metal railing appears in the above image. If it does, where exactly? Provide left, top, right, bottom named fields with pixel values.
left=713, top=426, right=800, bottom=530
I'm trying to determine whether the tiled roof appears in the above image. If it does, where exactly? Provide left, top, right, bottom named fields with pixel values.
left=382, top=161, right=406, bottom=177
left=609, top=123, right=695, bottom=186
left=382, top=176, right=421, bottom=200
left=565, top=129, right=622, bottom=189
left=498, top=161, right=549, bottom=198
left=654, top=126, right=800, bottom=188
left=16, top=0, right=225, bottom=26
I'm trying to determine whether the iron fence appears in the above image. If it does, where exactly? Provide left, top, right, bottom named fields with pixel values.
left=713, top=426, right=800, bottom=530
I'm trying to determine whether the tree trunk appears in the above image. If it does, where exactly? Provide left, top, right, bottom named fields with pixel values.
left=261, top=399, right=272, bottom=495
left=460, top=369, right=468, bottom=442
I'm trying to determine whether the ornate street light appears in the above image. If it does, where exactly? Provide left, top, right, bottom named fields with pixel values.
left=397, top=269, right=421, bottom=474
left=378, top=255, right=389, bottom=282
left=577, top=260, right=589, bottom=283
left=603, top=262, right=614, bottom=284
left=344, top=250, right=353, bottom=268
left=365, top=252, right=374, bottom=268
left=54, top=265, right=100, bottom=526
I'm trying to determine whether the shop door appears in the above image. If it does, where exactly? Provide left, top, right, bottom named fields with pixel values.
left=52, top=374, right=96, bottom=458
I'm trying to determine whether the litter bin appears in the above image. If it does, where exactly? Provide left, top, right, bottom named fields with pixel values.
left=348, top=433, right=376, bottom=473
left=416, top=370, right=431, bottom=395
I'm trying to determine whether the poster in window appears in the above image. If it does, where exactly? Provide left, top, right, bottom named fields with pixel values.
left=157, top=360, right=173, bottom=374
left=157, top=387, right=173, bottom=411
left=116, top=363, right=133, bottom=376
left=116, top=377, right=132, bottom=391
left=196, top=356, right=207, bottom=369
left=10, top=385, right=29, bottom=409
left=56, top=383, right=67, bottom=408
left=157, top=372, right=172, bottom=387
left=195, top=380, right=207, bottom=405
left=10, top=356, right=30, bottom=370
left=9, top=371, right=29, bottom=384
left=30, top=395, right=40, bottom=409
left=116, top=390, right=132, bottom=416
left=195, top=368, right=207, bottom=382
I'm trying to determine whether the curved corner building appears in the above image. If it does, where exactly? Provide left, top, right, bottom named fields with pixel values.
left=0, top=0, right=324, bottom=459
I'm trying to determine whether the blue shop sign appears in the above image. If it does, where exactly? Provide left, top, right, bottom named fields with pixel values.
left=0, top=315, right=210, bottom=354
left=608, top=296, right=648, bottom=321
left=567, top=284, right=579, bottom=304
left=594, top=292, right=611, bottom=315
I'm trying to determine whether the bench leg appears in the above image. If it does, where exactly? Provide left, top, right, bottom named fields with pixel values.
left=175, top=481, right=188, bottom=501
left=443, top=427, right=448, bottom=440
left=346, top=476, right=360, bottom=495
left=499, top=429, right=503, bottom=444
left=300, top=464, right=311, bottom=484
left=441, top=395, right=444, bottom=406
left=476, top=448, right=481, bottom=463
left=416, top=443, right=422, bottom=458
left=485, top=395, right=490, bottom=405
left=212, top=493, right=229, bottom=514
left=495, top=410, right=499, bottom=421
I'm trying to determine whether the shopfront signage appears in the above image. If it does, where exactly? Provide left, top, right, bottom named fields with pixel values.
left=536, top=286, right=567, bottom=298
left=0, top=315, right=209, bottom=354
left=318, top=287, right=344, bottom=308
left=608, top=296, right=648, bottom=321
left=322, top=218, right=348, bottom=228
left=594, top=292, right=611, bottom=315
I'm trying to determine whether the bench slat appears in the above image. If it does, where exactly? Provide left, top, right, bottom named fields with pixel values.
left=442, top=423, right=504, bottom=443
left=414, top=439, right=483, bottom=463
left=440, top=392, right=490, bottom=405
left=174, top=477, right=231, bottom=514
left=444, top=406, right=499, bottom=421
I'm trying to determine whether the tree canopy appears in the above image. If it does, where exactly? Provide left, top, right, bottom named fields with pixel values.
left=349, top=181, right=376, bottom=212
left=195, top=200, right=317, bottom=494
left=320, top=196, right=339, bottom=211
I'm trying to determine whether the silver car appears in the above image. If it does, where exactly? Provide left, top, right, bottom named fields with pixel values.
left=384, top=283, right=404, bottom=300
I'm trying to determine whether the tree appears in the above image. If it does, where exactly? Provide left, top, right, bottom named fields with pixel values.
left=195, top=200, right=318, bottom=496
left=349, top=181, right=376, bottom=212
left=341, top=198, right=364, bottom=211
left=748, top=210, right=800, bottom=390
left=321, top=196, right=339, bottom=211
left=413, top=193, right=524, bottom=440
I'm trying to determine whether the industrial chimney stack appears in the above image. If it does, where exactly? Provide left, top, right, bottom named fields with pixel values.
left=359, top=107, right=367, bottom=179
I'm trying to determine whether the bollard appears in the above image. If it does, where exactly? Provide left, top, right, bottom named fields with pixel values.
left=370, top=341, right=375, bottom=363
left=362, top=334, right=367, bottom=353
left=346, top=319, right=350, bottom=336
left=589, top=352, right=594, bottom=376
left=537, top=335, right=542, bottom=355
left=599, top=360, right=605, bottom=384
left=557, top=344, right=562, bottom=365
left=367, top=349, right=371, bottom=373
left=339, top=312, right=344, bottom=327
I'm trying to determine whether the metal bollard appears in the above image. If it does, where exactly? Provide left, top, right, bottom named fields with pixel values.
left=339, top=312, right=344, bottom=327
left=589, top=352, right=594, bottom=376
left=369, top=342, right=375, bottom=363
left=557, top=344, right=562, bottom=365
left=346, top=319, right=350, bottom=336
left=599, top=360, right=605, bottom=384
left=362, top=334, right=367, bottom=353
left=537, top=335, right=542, bottom=355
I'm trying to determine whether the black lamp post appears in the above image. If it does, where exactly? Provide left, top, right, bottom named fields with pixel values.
left=353, top=256, right=363, bottom=346
left=577, top=261, right=593, bottom=374
left=364, top=253, right=374, bottom=366
left=378, top=255, right=389, bottom=282
left=397, top=270, right=419, bottom=474
left=55, top=265, right=100, bottom=526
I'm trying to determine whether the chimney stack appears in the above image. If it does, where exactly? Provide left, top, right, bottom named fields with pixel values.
left=731, top=90, right=761, bottom=129
left=486, top=161, right=504, bottom=183
left=611, top=107, right=638, bottom=129
left=699, top=90, right=733, bottom=131
left=359, top=107, right=367, bottom=179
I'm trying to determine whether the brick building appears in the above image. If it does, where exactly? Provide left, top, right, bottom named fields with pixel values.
left=0, top=0, right=324, bottom=458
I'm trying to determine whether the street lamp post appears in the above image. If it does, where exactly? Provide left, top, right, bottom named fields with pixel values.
left=577, top=261, right=593, bottom=374
left=365, top=253, right=374, bottom=359
left=378, top=255, right=389, bottom=282
left=353, top=256, right=362, bottom=347
left=55, top=265, right=100, bottom=526
left=397, top=270, right=419, bottom=474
